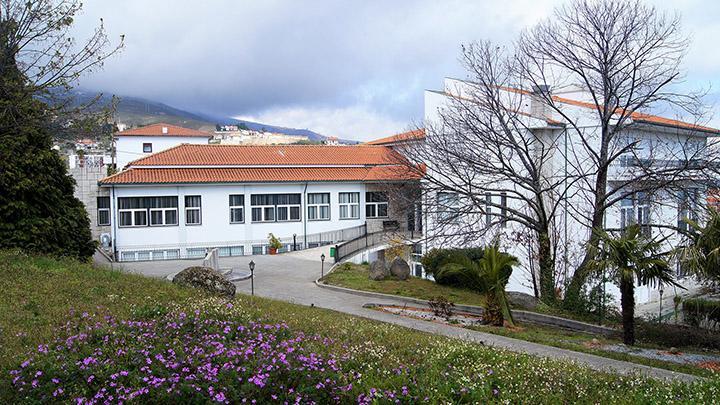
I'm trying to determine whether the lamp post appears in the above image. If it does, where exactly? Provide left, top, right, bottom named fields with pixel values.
left=658, top=287, right=664, bottom=323
left=293, top=233, right=297, bottom=251
left=249, top=260, right=255, bottom=296
left=320, top=253, right=326, bottom=279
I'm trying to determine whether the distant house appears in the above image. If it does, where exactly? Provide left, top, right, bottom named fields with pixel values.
left=98, top=144, right=421, bottom=261
left=324, top=136, right=339, bottom=146
left=115, top=123, right=212, bottom=170
left=75, top=138, right=98, bottom=151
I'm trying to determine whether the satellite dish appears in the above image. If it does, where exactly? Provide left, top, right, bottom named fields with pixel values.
left=100, top=233, right=112, bottom=249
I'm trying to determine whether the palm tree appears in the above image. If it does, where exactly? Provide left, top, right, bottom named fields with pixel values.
left=436, top=244, right=518, bottom=326
left=591, top=224, right=678, bottom=345
left=678, top=208, right=720, bottom=284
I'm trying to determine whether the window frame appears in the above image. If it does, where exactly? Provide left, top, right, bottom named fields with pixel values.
left=142, top=143, right=153, bottom=153
left=185, top=195, right=202, bottom=226
left=97, top=196, right=111, bottom=226
left=307, top=192, right=331, bottom=221
left=250, top=194, right=301, bottom=223
left=365, top=192, right=389, bottom=219
left=229, top=194, right=245, bottom=224
left=436, top=191, right=459, bottom=223
left=117, top=196, right=178, bottom=228
left=339, top=192, right=360, bottom=220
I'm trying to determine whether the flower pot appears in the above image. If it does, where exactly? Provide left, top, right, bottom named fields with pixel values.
left=269, top=247, right=278, bottom=255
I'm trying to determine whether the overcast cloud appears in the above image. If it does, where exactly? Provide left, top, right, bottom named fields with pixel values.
left=76, top=0, right=720, bottom=141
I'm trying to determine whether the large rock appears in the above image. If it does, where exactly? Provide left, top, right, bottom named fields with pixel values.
left=389, top=257, right=411, bottom=281
left=507, top=291, right=539, bottom=310
left=172, top=266, right=236, bottom=298
left=368, top=260, right=389, bottom=281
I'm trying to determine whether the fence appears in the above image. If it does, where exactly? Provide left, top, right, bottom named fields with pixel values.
left=334, top=229, right=417, bottom=262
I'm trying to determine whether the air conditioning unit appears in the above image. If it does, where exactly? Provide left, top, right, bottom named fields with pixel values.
left=100, top=233, right=112, bottom=250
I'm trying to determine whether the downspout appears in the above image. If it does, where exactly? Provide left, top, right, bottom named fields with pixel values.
left=111, top=185, right=118, bottom=261
left=303, top=182, right=309, bottom=248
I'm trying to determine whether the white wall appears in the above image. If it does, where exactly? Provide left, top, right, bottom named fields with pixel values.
left=115, top=136, right=209, bottom=169
left=109, top=182, right=375, bottom=259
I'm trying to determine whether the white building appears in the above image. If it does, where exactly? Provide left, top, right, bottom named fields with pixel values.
left=211, top=129, right=309, bottom=145
left=115, top=123, right=212, bottom=170
left=369, top=78, right=720, bottom=305
left=98, top=143, right=419, bottom=261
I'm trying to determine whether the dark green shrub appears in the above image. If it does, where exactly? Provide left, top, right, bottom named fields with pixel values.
left=636, top=320, right=720, bottom=350
left=421, top=247, right=485, bottom=286
left=683, top=298, right=720, bottom=329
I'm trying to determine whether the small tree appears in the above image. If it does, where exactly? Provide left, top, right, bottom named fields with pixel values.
left=591, top=224, right=678, bottom=345
left=435, top=245, right=518, bottom=326
left=678, top=209, right=720, bottom=284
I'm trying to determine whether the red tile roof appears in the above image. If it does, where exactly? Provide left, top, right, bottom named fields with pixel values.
left=100, top=166, right=420, bottom=185
left=99, top=144, right=421, bottom=185
left=365, top=129, right=426, bottom=145
left=498, top=86, right=720, bottom=134
left=128, top=144, right=402, bottom=167
left=115, top=123, right=212, bottom=138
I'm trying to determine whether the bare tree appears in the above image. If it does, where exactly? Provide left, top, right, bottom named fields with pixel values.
left=514, top=0, right=715, bottom=306
left=395, top=42, right=579, bottom=304
left=1, top=0, right=123, bottom=92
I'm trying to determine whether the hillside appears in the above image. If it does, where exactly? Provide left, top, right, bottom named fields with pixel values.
left=1, top=250, right=715, bottom=403
left=69, top=89, right=356, bottom=143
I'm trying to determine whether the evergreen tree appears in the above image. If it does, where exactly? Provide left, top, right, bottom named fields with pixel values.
left=0, top=36, right=95, bottom=260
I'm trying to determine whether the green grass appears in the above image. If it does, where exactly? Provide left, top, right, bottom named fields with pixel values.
left=468, top=322, right=719, bottom=378
left=324, top=262, right=719, bottom=377
left=2, top=250, right=720, bottom=403
left=322, top=262, right=488, bottom=306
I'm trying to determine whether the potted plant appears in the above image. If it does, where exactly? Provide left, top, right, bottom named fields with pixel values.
left=268, top=233, right=282, bottom=255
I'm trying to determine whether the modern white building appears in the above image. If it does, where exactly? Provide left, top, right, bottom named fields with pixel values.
left=114, top=123, right=212, bottom=170
left=369, top=78, right=720, bottom=305
left=99, top=143, right=419, bottom=261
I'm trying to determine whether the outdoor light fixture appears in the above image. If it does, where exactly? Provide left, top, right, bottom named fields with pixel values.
left=658, top=287, right=664, bottom=323
left=320, top=253, right=326, bottom=278
left=293, top=233, right=297, bottom=251
left=249, top=260, right=255, bottom=296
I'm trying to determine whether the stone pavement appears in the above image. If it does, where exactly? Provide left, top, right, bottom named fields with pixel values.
left=94, top=248, right=697, bottom=382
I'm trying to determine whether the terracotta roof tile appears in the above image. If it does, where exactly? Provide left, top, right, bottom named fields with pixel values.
left=100, top=166, right=420, bottom=185
left=115, top=123, right=212, bottom=137
left=128, top=144, right=401, bottom=166
left=365, top=129, right=426, bottom=145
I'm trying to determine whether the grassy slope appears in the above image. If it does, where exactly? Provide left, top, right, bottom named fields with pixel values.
left=1, top=251, right=719, bottom=403
left=323, top=262, right=719, bottom=377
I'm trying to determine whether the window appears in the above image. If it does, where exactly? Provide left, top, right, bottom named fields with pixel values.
left=219, top=246, right=244, bottom=257
left=143, top=143, right=152, bottom=153
left=252, top=245, right=265, bottom=255
left=185, top=195, right=202, bottom=225
left=365, top=192, right=388, bottom=218
left=619, top=192, right=651, bottom=236
left=485, top=192, right=492, bottom=227
left=339, top=192, right=360, bottom=219
left=250, top=194, right=301, bottom=222
left=678, top=190, right=698, bottom=232
left=229, top=194, right=245, bottom=223
left=308, top=193, right=330, bottom=220
left=500, top=192, right=508, bottom=228
left=186, top=247, right=208, bottom=258
left=436, top=192, right=459, bottom=222
left=97, top=196, right=110, bottom=226
left=118, top=196, right=178, bottom=227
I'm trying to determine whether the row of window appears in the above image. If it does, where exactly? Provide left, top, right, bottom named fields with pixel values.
left=436, top=191, right=508, bottom=228
left=102, top=192, right=389, bottom=228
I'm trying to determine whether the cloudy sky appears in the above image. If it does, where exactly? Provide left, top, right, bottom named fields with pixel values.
left=76, top=0, right=720, bottom=141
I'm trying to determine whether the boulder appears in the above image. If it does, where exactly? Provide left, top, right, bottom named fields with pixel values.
left=507, top=291, right=539, bottom=310
left=172, top=266, right=236, bottom=298
left=389, top=257, right=411, bottom=281
left=369, top=260, right=389, bottom=281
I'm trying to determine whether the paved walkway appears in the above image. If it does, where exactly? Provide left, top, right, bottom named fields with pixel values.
left=95, top=248, right=697, bottom=382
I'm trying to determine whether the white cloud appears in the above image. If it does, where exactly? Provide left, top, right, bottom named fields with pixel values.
left=235, top=105, right=409, bottom=142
